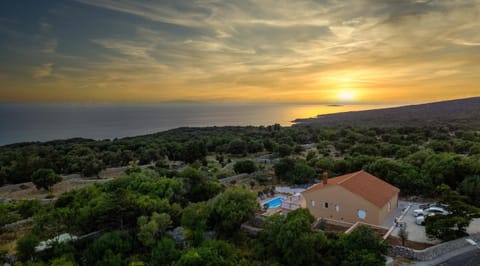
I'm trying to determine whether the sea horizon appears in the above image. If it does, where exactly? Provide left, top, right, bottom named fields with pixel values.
left=0, top=102, right=392, bottom=146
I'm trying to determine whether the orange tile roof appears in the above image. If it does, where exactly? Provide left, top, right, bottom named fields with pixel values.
left=303, top=170, right=400, bottom=208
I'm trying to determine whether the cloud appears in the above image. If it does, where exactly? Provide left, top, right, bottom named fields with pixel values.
left=42, top=38, right=58, bottom=53
left=33, top=63, right=53, bottom=79
left=2, top=0, right=480, bottom=103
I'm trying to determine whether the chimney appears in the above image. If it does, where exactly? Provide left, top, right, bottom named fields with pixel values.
left=322, top=171, right=328, bottom=185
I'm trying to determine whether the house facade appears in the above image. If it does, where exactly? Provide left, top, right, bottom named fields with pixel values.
left=301, top=170, right=400, bottom=226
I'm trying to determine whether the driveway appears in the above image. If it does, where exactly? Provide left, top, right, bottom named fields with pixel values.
left=391, top=201, right=441, bottom=244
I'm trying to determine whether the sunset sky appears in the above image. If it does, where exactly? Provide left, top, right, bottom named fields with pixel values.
left=0, top=0, right=479, bottom=104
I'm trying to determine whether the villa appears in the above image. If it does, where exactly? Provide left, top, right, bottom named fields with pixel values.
left=301, top=170, right=400, bottom=226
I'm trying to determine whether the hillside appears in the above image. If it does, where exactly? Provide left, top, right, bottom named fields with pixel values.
left=293, top=97, right=480, bottom=128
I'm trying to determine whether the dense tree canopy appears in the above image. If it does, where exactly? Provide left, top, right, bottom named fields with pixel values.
left=210, top=188, right=258, bottom=235
left=233, top=160, right=257, bottom=174
left=2, top=124, right=480, bottom=265
left=31, top=168, right=62, bottom=191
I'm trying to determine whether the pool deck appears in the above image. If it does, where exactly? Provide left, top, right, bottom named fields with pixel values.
left=259, top=193, right=303, bottom=216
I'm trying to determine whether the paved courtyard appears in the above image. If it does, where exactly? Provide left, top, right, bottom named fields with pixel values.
left=390, top=201, right=480, bottom=245
left=391, top=201, right=440, bottom=244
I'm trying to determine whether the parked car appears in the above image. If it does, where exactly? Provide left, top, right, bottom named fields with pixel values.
left=416, top=213, right=435, bottom=225
left=413, top=206, right=449, bottom=217
left=418, top=203, right=448, bottom=210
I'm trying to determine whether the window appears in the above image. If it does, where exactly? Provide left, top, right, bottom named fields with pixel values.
left=335, top=204, right=340, bottom=212
left=311, top=200, right=315, bottom=207
left=357, top=210, right=367, bottom=219
left=323, top=202, right=329, bottom=208
left=388, top=201, right=391, bottom=211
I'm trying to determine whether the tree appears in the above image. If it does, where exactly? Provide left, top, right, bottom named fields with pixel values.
left=50, top=255, right=78, bottom=266
left=425, top=185, right=480, bottom=241
left=181, top=202, right=210, bottom=246
left=210, top=188, right=258, bottom=235
left=176, top=240, right=241, bottom=266
left=31, top=168, right=61, bottom=191
left=84, top=231, right=132, bottom=265
left=273, top=158, right=295, bottom=180
left=285, top=162, right=316, bottom=184
left=458, top=175, right=480, bottom=207
left=181, top=141, right=207, bottom=163
left=227, top=139, right=247, bottom=155
left=181, top=167, right=221, bottom=202
left=233, top=160, right=256, bottom=174
left=80, top=156, right=105, bottom=177
left=398, top=227, right=408, bottom=246
left=16, top=233, right=39, bottom=261
left=125, top=161, right=141, bottom=175
left=276, top=144, right=293, bottom=157
left=275, top=159, right=316, bottom=184
left=137, top=212, right=172, bottom=247
left=258, top=208, right=329, bottom=266
left=335, top=226, right=387, bottom=266
left=150, top=237, right=180, bottom=266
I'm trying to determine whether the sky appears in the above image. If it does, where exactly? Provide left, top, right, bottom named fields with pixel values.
left=0, top=0, right=479, bottom=104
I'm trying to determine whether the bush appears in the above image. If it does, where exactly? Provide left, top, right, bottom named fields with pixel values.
left=31, top=169, right=61, bottom=191
left=233, top=160, right=256, bottom=174
left=16, top=233, right=39, bottom=261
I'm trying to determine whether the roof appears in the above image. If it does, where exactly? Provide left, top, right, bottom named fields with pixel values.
left=302, top=170, right=400, bottom=208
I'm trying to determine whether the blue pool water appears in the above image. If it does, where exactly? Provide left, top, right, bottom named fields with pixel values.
left=263, top=197, right=285, bottom=208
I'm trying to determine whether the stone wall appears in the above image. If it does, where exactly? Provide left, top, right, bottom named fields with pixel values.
left=219, top=173, right=248, bottom=184
left=389, top=233, right=480, bottom=261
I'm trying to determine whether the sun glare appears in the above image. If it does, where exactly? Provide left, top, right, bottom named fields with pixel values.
left=337, top=90, right=356, bottom=102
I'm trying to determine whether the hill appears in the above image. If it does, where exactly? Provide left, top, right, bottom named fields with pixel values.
left=293, top=97, right=480, bottom=128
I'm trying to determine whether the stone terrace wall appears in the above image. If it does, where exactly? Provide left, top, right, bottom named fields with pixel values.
left=389, top=233, right=480, bottom=261
left=219, top=173, right=248, bottom=184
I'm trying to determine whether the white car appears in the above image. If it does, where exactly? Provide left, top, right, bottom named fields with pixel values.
left=413, top=206, right=448, bottom=217
left=416, top=213, right=435, bottom=225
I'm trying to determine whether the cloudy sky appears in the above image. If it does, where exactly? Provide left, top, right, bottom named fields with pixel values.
left=0, top=0, right=479, bottom=104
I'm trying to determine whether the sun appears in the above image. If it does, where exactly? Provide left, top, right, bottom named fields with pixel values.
left=337, top=90, right=356, bottom=102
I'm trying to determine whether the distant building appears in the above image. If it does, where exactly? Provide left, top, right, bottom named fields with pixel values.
left=301, top=170, right=399, bottom=226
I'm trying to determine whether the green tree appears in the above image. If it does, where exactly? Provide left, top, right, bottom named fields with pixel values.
left=227, top=139, right=247, bottom=155
left=273, top=158, right=295, bottom=180
left=125, top=161, right=141, bottom=175
left=458, top=175, right=480, bottom=206
left=181, top=141, right=207, bottom=163
left=16, top=233, right=39, bottom=261
left=233, top=160, right=257, bottom=174
left=150, top=237, right=180, bottom=266
left=80, top=155, right=105, bottom=177
left=84, top=231, right=132, bottom=265
left=335, top=226, right=387, bottom=266
left=286, top=162, right=316, bottom=184
left=258, top=208, right=329, bottom=266
left=181, top=202, right=210, bottom=246
left=182, top=167, right=221, bottom=202
left=50, top=255, right=78, bottom=266
left=137, top=212, right=172, bottom=247
left=276, top=144, right=293, bottom=157
left=177, top=240, right=241, bottom=266
left=31, top=168, right=61, bottom=191
left=425, top=185, right=480, bottom=241
left=210, top=188, right=258, bottom=235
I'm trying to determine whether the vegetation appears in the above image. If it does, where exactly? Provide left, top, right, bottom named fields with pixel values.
left=1, top=121, right=480, bottom=264
left=233, top=160, right=256, bottom=174
left=294, top=97, right=480, bottom=127
left=425, top=185, right=480, bottom=241
left=31, top=168, right=62, bottom=191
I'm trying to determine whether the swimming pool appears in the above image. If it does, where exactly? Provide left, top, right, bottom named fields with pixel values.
left=263, top=197, right=285, bottom=208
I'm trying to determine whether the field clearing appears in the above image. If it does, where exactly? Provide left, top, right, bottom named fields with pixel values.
left=0, top=167, right=127, bottom=200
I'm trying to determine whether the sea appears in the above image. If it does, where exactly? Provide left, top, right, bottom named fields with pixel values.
left=0, top=103, right=386, bottom=145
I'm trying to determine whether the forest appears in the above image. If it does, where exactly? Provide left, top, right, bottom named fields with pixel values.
left=1, top=123, right=480, bottom=265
